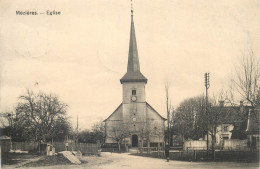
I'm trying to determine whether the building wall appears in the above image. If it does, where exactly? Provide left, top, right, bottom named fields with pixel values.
left=105, top=105, right=123, bottom=143
left=122, top=103, right=147, bottom=133
left=183, top=140, right=208, bottom=150
left=122, top=82, right=146, bottom=103
left=105, top=103, right=165, bottom=145
left=216, top=124, right=234, bottom=145
left=146, top=104, right=165, bottom=143
left=223, top=139, right=248, bottom=150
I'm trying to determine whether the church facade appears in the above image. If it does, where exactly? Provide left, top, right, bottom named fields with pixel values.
left=104, top=10, right=166, bottom=148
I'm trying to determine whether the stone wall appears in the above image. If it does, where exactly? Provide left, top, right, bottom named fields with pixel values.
left=223, top=139, right=248, bottom=150
left=183, top=140, right=208, bottom=150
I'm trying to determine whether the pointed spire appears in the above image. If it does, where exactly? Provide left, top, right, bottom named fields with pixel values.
left=120, top=1, right=147, bottom=84
left=131, top=0, right=133, bottom=17
left=127, top=5, right=139, bottom=72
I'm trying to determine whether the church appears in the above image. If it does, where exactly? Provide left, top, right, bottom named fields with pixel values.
left=104, top=8, right=166, bottom=148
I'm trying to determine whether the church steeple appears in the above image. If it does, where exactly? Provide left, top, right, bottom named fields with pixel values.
left=127, top=6, right=139, bottom=72
left=120, top=4, right=147, bottom=84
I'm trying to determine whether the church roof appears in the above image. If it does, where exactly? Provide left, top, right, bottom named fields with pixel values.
left=103, top=103, right=122, bottom=122
left=104, top=102, right=166, bottom=122
left=120, top=11, right=147, bottom=84
left=120, top=71, right=147, bottom=83
left=146, top=102, right=167, bottom=121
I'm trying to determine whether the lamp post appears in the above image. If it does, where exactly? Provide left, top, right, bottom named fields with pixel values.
left=204, top=72, right=210, bottom=160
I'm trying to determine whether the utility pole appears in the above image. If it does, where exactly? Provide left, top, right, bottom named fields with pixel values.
left=166, top=86, right=170, bottom=147
left=77, top=115, right=79, bottom=143
left=167, top=101, right=170, bottom=146
left=204, top=72, right=210, bottom=160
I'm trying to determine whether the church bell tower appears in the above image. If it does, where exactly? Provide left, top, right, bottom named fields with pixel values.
left=120, top=6, right=148, bottom=135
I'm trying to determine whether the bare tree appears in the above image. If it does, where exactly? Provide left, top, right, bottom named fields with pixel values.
left=165, top=81, right=173, bottom=146
left=107, top=124, right=130, bottom=151
left=208, top=91, right=227, bottom=158
left=138, top=121, right=154, bottom=154
left=15, top=89, right=68, bottom=142
left=151, top=124, right=164, bottom=156
left=228, top=49, right=260, bottom=123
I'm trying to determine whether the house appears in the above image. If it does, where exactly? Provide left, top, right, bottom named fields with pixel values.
left=206, top=101, right=247, bottom=146
left=246, top=107, right=260, bottom=150
left=209, top=101, right=259, bottom=150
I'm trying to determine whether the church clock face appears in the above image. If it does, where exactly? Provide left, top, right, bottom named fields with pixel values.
left=131, top=96, right=137, bottom=102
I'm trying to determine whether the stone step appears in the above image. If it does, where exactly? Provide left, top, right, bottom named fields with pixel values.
left=58, top=151, right=81, bottom=164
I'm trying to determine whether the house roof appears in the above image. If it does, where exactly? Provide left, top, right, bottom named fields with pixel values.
left=211, top=105, right=249, bottom=124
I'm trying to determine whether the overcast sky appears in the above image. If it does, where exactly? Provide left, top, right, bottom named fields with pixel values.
left=0, top=0, right=259, bottom=130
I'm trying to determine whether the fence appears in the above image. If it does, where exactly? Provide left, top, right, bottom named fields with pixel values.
left=170, top=149, right=210, bottom=161
left=169, top=149, right=259, bottom=162
left=1, top=140, right=11, bottom=153
left=11, top=142, right=38, bottom=152
left=3, top=142, right=101, bottom=155
left=184, top=140, right=250, bottom=151
left=101, top=144, right=127, bottom=152
left=131, top=147, right=259, bottom=162
left=53, top=142, right=101, bottom=155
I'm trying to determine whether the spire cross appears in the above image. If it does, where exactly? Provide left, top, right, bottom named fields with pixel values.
left=131, top=0, right=133, bottom=16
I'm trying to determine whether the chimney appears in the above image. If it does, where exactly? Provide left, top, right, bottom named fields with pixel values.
left=240, top=101, right=244, bottom=112
left=240, top=101, right=243, bottom=107
left=219, top=100, right=224, bottom=107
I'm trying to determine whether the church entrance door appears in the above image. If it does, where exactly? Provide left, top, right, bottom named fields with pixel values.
left=132, top=135, right=138, bottom=147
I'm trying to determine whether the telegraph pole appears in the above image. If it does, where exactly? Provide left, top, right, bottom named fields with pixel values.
left=77, top=115, right=79, bottom=143
left=167, top=102, right=170, bottom=146
left=204, top=73, right=210, bottom=160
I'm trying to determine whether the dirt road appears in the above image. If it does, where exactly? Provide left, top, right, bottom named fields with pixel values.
left=3, top=152, right=259, bottom=169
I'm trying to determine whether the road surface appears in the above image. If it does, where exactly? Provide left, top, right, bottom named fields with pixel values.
left=3, top=152, right=259, bottom=169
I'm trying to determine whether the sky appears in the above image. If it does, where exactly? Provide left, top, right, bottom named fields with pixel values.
left=0, top=0, right=259, bottom=130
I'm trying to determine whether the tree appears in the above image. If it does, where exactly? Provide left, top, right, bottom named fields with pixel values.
left=174, top=96, right=206, bottom=141
left=15, top=89, right=68, bottom=142
left=78, top=130, right=95, bottom=143
left=150, top=124, right=165, bottom=156
left=207, top=92, right=227, bottom=157
left=228, top=49, right=260, bottom=123
left=91, top=121, right=105, bottom=144
left=77, top=121, right=105, bottom=144
left=165, top=82, right=173, bottom=146
left=106, top=124, right=130, bottom=151
left=50, top=116, right=72, bottom=142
